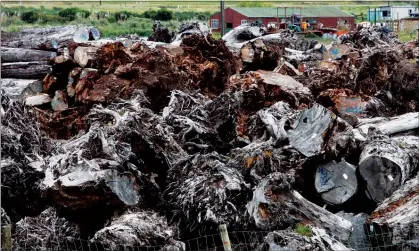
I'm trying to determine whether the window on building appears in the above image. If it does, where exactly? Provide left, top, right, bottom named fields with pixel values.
left=382, top=10, right=391, bottom=17
left=211, top=19, right=219, bottom=29
left=241, top=20, right=247, bottom=25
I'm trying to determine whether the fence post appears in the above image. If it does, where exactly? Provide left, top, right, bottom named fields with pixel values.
left=219, top=224, right=232, bottom=251
left=1, top=225, right=12, bottom=251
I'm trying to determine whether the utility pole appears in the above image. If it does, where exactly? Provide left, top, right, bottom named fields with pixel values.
left=220, top=0, right=225, bottom=36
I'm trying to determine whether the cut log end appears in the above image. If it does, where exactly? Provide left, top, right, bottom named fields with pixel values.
left=315, top=160, right=358, bottom=205
left=359, top=156, right=403, bottom=203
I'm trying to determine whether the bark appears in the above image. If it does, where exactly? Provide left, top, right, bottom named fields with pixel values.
left=1, top=47, right=56, bottom=63
left=1, top=26, right=81, bottom=50
left=353, top=112, right=419, bottom=141
left=358, top=137, right=414, bottom=203
left=315, top=160, right=358, bottom=205
left=1, top=78, right=43, bottom=99
left=74, top=46, right=98, bottom=68
left=1, top=61, right=51, bottom=79
left=368, top=174, right=419, bottom=248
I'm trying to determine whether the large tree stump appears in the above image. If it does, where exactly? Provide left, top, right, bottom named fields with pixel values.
left=1, top=62, right=51, bottom=79
left=315, top=160, right=358, bottom=205
left=358, top=137, right=414, bottom=203
left=1, top=47, right=56, bottom=63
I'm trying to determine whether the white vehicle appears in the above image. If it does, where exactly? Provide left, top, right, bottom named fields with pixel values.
left=358, top=21, right=371, bottom=28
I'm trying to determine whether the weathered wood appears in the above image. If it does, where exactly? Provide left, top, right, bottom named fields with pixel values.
left=256, top=70, right=312, bottom=104
left=1, top=26, right=80, bottom=50
left=358, top=137, right=413, bottom=203
left=1, top=78, right=43, bottom=98
left=222, top=25, right=265, bottom=44
left=1, top=47, right=56, bottom=63
left=74, top=46, right=98, bottom=68
left=353, top=112, right=419, bottom=141
left=288, top=104, right=334, bottom=157
left=247, top=172, right=353, bottom=242
left=25, top=94, right=52, bottom=106
left=1, top=225, right=12, bottom=251
left=315, top=160, right=358, bottom=205
left=369, top=174, right=419, bottom=247
left=1, top=62, right=51, bottom=79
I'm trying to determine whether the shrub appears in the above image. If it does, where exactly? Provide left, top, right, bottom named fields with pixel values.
left=142, top=10, right=157, bottom=19
left=295, top=223, right=313, bottom=237
left=155, top=9, right=172, bottom=21
left=78, top=9, right=91, bottom=19
left=21, top=11, right=39, bottom=23
left=114, top=11, right=133, bottom=21
left=58, top=8, right=78, bottom=21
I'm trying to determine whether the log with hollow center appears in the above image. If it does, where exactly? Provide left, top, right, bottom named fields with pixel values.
left=358, top=137, right=413, bottom=203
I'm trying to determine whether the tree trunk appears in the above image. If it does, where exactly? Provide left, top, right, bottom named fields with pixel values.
left=1, top=78, right=43, bottom=98
left=368, top=174, right=419, bottom=248
left=74, top=46, right=98, bottom=68
left=1, top=47, right=57, bottom=63
left=1, top=62, right=51, bottom=79
left=1, top=26, right=80, bottom=50
left=353, top=112, right=419, bottom=141
left=358, top=137, right=413, bottom=203
left=315, top=160, right=358, bottom=205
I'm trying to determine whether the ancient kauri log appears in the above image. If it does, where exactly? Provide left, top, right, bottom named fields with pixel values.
left=369, top=174, right=419, bottom=248
left=1, top=62, right=51, bottom=79
left=74, top=46, right=98, bottom=68
left=315, top=160, right=358, bottom=205
left=358, top=137, right=414, bottom=203
left=1, top=47, right=57, bottom=63
left=353, top=112, right=419, bottom=141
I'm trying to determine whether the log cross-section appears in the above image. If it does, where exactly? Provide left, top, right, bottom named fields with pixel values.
left=315, top=160, right=358, bottom=205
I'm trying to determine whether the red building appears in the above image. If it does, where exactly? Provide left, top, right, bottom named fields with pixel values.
left=209, top=7, right=355, bottom=32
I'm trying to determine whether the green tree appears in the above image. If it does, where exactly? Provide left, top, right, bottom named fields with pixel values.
left=21, top=11, right=39, bottom=23
left=155, top=9, right=173, bottom=21
left=58, top=8, right=78, bottom=21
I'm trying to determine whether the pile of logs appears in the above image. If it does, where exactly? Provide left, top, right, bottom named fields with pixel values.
left=1, top=24, right=419, bottom=251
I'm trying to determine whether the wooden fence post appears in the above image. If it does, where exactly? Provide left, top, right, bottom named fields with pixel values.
left=219, top=224, right=232, bottom=251
left=1, top=225, right=12, bottom=251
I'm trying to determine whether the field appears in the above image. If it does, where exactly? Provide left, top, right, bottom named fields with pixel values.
left=0, top=1, right=416, bottom=41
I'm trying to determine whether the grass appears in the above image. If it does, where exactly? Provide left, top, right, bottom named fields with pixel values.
left=1, top=2, right=220, bottom=13
left=295, top=223, right=313, bottom=237
left=2, top=16, right=181, bottom=38
left=397, top=30, right=417, bottom=42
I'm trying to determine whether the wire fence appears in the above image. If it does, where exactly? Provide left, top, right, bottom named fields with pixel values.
left=4, top=223, right=419, bottom=251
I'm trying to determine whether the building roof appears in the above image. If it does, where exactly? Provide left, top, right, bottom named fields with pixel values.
left=229, top=6, right=354, bottom=18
